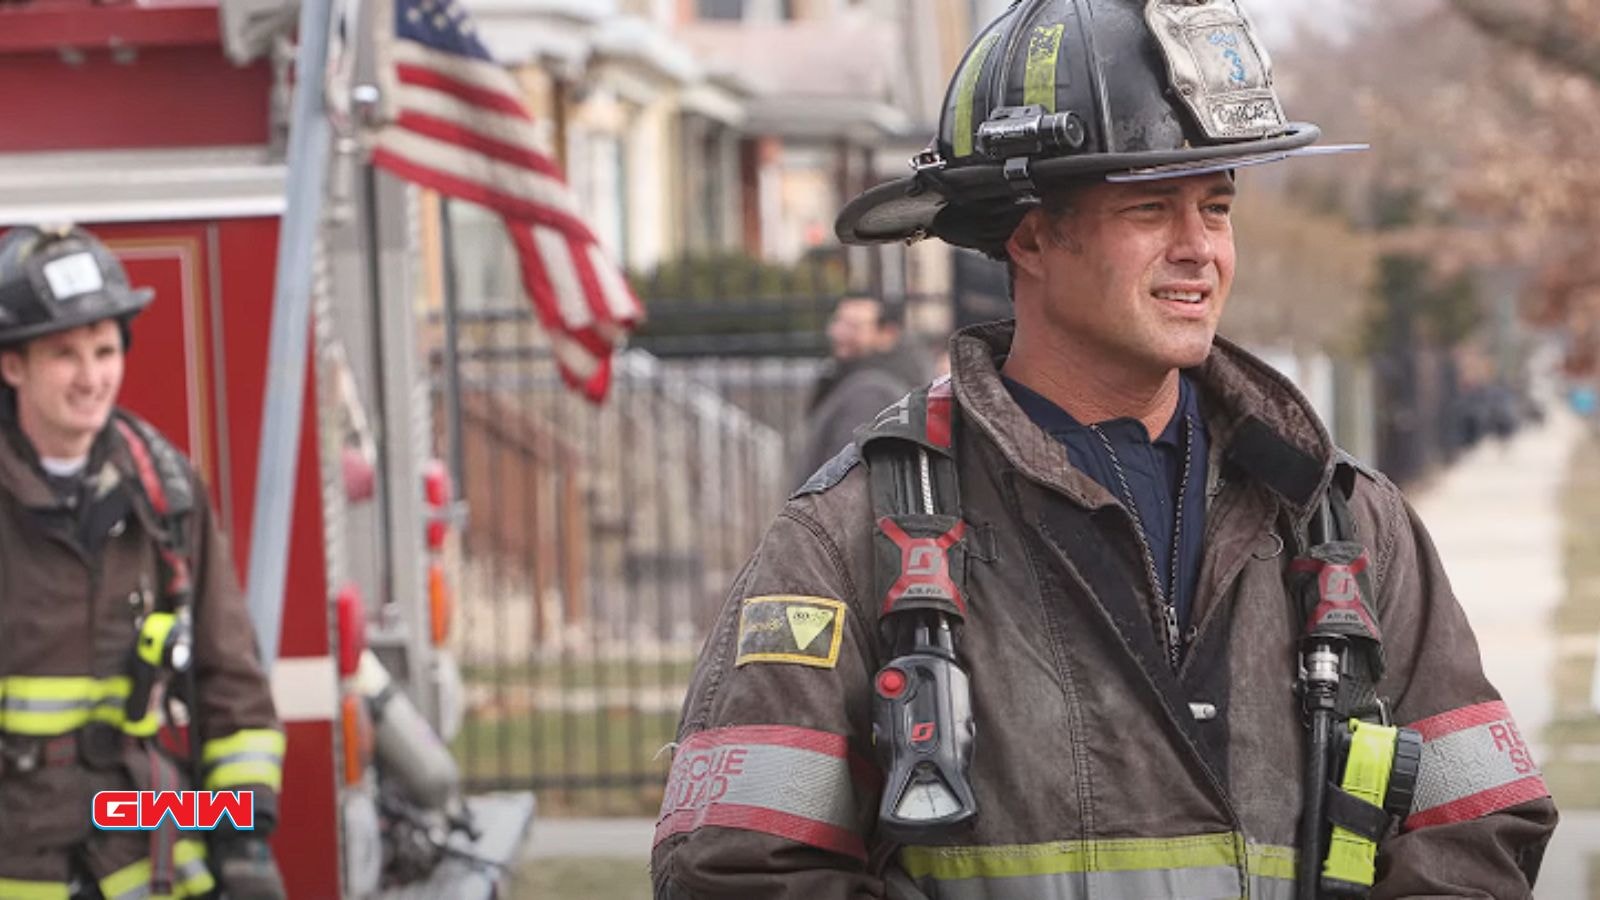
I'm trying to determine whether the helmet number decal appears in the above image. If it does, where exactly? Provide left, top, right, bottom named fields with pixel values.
left=42, top=252, right=105, bottom=301
left=1146, top=1, right=1287, bottom=141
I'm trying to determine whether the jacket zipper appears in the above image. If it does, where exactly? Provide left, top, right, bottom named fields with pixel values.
left=1026, top=507, right=1248, bottom=852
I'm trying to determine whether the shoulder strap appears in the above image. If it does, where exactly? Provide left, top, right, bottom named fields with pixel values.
left=1292, top=456, right=1386, bottom=719
left=859, top=379, right=970, bottom=640
left=112, top=411, right=195, bottom=522
left=111, top=411, right=196, bottom=604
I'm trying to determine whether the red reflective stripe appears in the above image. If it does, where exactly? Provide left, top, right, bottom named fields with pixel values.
left=1404, top=700, right=1550, bottom=831
left=654, top=803, right=867, bottom=860
left=675, top=723, right=844, bottom=755
left=926, top=377, right=954, bottom=449
left=1411, top=700, right=1512, bottom=741
left=1405, top=775, right=1549, bottom=830
left=656, top=726, right=876, bottom=858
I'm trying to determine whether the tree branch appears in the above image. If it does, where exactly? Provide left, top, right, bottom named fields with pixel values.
left=1448, top=0, right=1600, bottom=85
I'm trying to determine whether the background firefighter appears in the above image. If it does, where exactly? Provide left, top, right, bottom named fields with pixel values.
left=651, top=1, right=1558, bottom=898
left=0, top=225, right=285, bottom=900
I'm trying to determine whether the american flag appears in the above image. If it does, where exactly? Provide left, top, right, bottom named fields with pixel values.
left=372, top=0, right=642, bottom=402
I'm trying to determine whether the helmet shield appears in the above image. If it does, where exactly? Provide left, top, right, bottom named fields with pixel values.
left=0, top=226, right=154, bottom=348
left=837, top=0, right=1359, bottom=256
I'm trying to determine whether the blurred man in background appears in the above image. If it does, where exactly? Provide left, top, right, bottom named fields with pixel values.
left=795, top=295, right=929, bottom=482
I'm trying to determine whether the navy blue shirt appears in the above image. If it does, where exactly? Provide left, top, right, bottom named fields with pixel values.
left=1002, top=374, right=1210, bottom=633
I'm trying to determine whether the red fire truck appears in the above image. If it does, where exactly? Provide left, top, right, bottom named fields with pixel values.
left=0, top=2, right=532, bottom=897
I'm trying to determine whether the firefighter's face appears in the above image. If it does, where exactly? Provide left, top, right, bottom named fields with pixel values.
left=1008, top=172, right=1236, bottom=380
left=1, top=320, right=125, bottom=456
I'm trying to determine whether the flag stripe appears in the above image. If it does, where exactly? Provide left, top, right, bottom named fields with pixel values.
left=549, top=330, right=602, bottom=380
left=506, top=225, right=613, bottom=357
left=531, top=225, right=597, bottom=332
left=567, top=232, right=623, bottom=342
left=392, top=96, right=559, bottom=179
left=586, top=241, right=643, bottom=326
left=393, top=40, right=533, bottom=116
left=371, top=133, right=588, bottom=232
left=383, top=0, right=638, bottom=402
left=393, top=39, right=513, bottom=95
left=396, top=63, right=530, bottom=121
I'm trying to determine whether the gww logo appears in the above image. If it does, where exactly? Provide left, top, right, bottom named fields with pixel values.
left=92, top=790, right=255, bottom=830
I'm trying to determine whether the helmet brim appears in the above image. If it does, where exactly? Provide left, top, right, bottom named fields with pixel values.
left=0, top=285, right=153, bottom=349
left=837, top=123, right=1360, bottom=247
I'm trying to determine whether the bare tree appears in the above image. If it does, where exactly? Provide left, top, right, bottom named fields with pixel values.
left=1448, top=0, right=1600, bottom=85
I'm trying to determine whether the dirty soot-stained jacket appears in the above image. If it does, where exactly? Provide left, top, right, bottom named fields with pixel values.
left=0, top=408, right=283, bottom=899
left=651, top=321, right=1557, bottom=900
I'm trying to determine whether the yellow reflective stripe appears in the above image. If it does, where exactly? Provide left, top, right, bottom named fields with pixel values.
left=201, top=728, right=286, bottom=764
left=175, top=840, right=216, bottom=899
left=0, top=877, right=70, bottom=900
left=0, top=676, right=142, bottom=736
left=1023, top=23, right=1066, bottom=112
left=99, top=840, right=211, bottom=900
left=206, top=761, right=282, bottom=792
left=1248, top=842, right=1298, bottom=881
left=952, top=32, right=1001, bottom=159
left=121, top=709, right=162, bottom=737
left=901, top=834, right=1299, bottom=900
left=202, top=728, right=284, bottom=790
left=902, top=833, right=1242, bottom=880
left=99, top=856, right=152, bottom=900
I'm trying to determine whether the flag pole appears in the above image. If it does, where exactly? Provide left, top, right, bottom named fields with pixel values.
left=244, top=0, right=338, bottom=672
left=438, top=195, right=467, bottom=499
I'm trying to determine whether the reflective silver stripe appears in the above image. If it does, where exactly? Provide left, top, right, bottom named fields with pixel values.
left=1251, top=874, right=1297, bottom=900
left=176, top=857, right=212, bottom=893
left=655, top=725, right=869, bottom=858
left=3, top=698, right=96, bottom=712
left=1406, top=701, right=1549, bottom=829
left=911, top=869, right=1298, bottom=900
left=660, top=738, right=858, bottom=828
left=912, top=867, right=1244, bottom=900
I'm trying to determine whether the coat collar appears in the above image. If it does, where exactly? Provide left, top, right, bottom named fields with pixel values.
left=948, top=320, right=1337, bottom=518
left=0, top=414, right=132, bottom=512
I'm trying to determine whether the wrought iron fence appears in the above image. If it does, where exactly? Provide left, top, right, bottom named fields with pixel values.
left=430, top=253, right=947, bottom=814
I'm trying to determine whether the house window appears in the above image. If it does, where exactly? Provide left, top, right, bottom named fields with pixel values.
left=697, top=0, right=744, bottom=19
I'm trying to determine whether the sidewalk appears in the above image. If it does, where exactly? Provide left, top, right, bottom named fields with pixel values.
left=1410, top=405, right=1597, bottom=898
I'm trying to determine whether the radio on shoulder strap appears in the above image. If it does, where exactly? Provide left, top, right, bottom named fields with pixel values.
left=1292, top=460, right=1422, bottom=899
left=859, top=378, right=979, bottom=841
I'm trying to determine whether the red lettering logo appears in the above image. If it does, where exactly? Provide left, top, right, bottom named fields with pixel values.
left=1489, top=721, right=1537, bottom=775
left=92, top=791, right=255, bottom=831
left=910, top=722, right=936, bottom=744
left=662, top=746, right=750, bottom=812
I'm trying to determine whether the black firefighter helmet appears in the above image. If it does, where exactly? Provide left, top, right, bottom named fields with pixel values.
left=836, top=0, right=1360, bottom=258
left=0, top=224, right=153, bottom=349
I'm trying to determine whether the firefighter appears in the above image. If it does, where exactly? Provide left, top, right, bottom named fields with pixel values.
left=0, top=225, right=286, bottom=900
left=652, top=2, right=1557, bottom=898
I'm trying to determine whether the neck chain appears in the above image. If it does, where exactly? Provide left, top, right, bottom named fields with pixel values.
left=1089, top=414, right=1195, bottom=671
